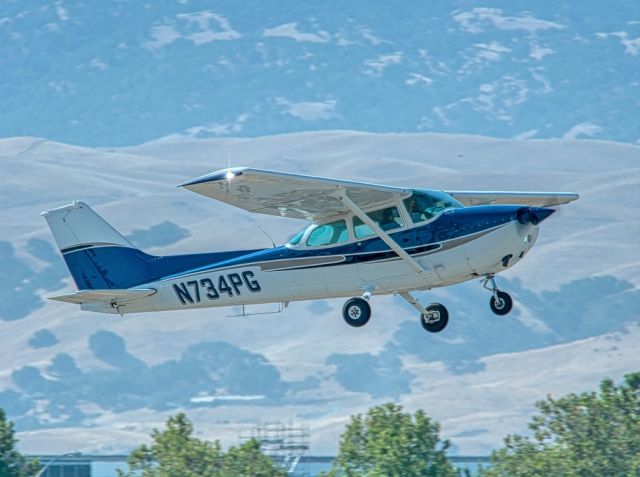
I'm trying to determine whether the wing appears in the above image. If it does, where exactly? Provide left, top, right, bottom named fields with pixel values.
left=445, top=191, right=579, bottom=207
left=180, top=167, right=411, bottom=221
left=49, top=288, right=156, bottom=305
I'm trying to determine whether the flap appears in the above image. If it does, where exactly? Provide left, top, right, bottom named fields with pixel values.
left=445, top=191, right=579, bottom=207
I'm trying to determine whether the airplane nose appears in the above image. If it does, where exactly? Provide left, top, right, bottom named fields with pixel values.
left=516, top=206, right=555, bottom=225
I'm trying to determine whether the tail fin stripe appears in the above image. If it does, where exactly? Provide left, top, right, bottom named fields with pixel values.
left=61, top=242, right=131, bottom=254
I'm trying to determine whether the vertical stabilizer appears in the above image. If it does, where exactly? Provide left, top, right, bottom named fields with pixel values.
left=42, top=202, right=259, bottom=292
left=41, top=201, right=133, bottom=253
left=42, top=202, right=139, bottom=290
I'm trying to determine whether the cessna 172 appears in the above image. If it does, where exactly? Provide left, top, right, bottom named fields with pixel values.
left=43, top=168, right=578, bottom=333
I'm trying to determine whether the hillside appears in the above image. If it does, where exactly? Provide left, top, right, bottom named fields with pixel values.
left=2, top=1, right=639, bottom=145
left=1, top=131, right=638, bottom=454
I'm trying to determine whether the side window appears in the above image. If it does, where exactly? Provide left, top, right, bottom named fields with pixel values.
left=353, top=206, right=404, bottom=238
left=306, top=219, right=349, bottom=246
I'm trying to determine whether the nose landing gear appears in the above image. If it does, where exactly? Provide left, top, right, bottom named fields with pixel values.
left=482, top=274, right=513, bottom=316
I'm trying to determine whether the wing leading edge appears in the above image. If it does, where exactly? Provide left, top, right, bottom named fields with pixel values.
left=180, top=167, right=579, bottom=221
left=180, top=167, right=411, bottom=221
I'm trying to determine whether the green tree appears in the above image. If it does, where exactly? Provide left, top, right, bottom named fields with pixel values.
left=118, top=413, right=223, bottom=477
left=0, top=408, right=40, bottom=477
left=482, top=372, right=640, bottom=477
left=324, top=402, right=456, bottom=477
left=220, top=439, right=286, bottom=477
left=118, top=413, right=285, bottom=477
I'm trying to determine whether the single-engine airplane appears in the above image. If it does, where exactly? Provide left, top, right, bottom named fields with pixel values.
left=43, top=167, right=578, bottom=333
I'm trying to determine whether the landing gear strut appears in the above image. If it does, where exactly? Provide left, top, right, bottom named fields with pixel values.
left=399, top=292, right=449, bottom=333
left=482, top=274, right=513, bottom=316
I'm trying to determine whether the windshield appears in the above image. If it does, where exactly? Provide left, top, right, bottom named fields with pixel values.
left=403, top=190, right=463, bottom=223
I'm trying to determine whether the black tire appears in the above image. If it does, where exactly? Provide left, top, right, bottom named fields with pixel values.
left=421, top=303, right=449, bottom=333
left=490, top=291, right=513, bottom=316
left=342, top=298, right=371, bottom=327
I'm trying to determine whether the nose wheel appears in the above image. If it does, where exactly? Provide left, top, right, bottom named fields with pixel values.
left=482, top=275, right=513, bottom=316
left=490, top=290, right=513, bottom=315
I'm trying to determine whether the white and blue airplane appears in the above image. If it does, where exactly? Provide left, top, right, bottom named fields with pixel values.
left=43, top=168, right=578, bottom=333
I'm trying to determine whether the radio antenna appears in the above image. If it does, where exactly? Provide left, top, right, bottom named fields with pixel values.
left=257, top=225, right=276, bottom=249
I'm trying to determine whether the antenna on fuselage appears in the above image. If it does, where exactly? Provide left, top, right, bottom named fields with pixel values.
left=257, top=224, right=277, bottom=249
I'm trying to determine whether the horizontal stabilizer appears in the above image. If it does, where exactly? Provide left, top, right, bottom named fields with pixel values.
left=49, top=288, right=156, bottom=305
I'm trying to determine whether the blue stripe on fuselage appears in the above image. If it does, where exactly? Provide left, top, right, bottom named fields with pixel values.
left=158, top=205, right=521, bottom=281
left=61, top=205, right=521, bottom=289
left=62, top=247, right=263, bottom=290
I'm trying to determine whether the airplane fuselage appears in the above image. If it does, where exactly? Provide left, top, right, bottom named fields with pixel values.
left=80, top=205, right=542, bottom=314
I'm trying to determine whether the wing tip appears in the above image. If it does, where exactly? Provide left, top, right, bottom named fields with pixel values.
left=179, top=168, right=247, bottom=188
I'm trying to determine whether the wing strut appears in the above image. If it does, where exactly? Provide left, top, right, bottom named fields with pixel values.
left=336, top=190, right=427, bottom=277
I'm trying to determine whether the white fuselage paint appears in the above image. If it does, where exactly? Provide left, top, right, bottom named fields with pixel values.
left=83, top=220, right=538, bottom=314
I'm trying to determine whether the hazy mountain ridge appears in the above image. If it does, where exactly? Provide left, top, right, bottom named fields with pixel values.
left=0, top=131, right=638, bottom=455
left=1, top=0, right=639, bottom=145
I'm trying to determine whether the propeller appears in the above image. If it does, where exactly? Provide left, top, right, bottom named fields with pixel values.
left=516, top=206, right=555, bottom=225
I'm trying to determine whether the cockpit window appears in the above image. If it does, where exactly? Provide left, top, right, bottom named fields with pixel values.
left=403, top=190, right=462, bottom=223
left=353, top=205, right=404, bottom=239
left=306, top=219, right=349, bottom=247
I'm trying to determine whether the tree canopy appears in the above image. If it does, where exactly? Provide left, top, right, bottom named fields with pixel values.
left=482, top=372, right=640, bottom=477
left=118, top=413, right=285, bottom=477
left=324, top=402, right=456, bottom=477
left=0, top=408, right=40, bottom=477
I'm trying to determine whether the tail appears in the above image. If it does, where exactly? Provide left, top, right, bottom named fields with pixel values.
left=42, top=202, right=150, bottom=290
left=42, top=202, right=258, bottom=292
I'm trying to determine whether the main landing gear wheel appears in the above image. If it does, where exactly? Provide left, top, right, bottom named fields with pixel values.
left=490, top=290, right=513, bottom=316
left=342, top=297, right=371, bottom=327
left=421, top=303, right=449, bottom=333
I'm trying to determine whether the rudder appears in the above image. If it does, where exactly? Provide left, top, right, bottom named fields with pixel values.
left=42, top=202, right=143, bottom=290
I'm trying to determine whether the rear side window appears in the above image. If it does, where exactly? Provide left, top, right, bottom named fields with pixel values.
left=306, top=219, right=349, bottom=246
left=288, top=230, right=305, bottom=246
left=353, top=206, right=404, bottom=238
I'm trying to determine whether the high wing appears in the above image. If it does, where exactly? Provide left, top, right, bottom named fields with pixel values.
left=180, top=167, right=411, bottom=221
left=445, top=191, right=579, bottom=207
left=180, top=167, right=578, bottom=221
left=49, top=288, right=156, bottom=305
